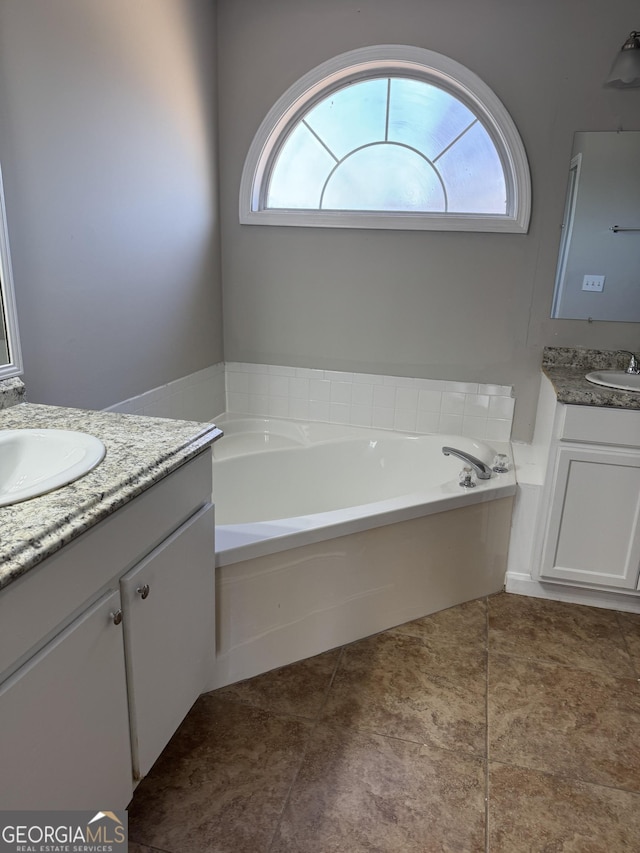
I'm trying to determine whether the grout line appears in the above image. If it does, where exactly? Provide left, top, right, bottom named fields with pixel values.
left=487, top=756, right=640, bottom=797
left=489, top=647, right=638, bottom=680
left=266, top=647, right=346, bottom=852
left=315, top=645, right=345, bottom=721
left=265, top=733, right=313, bottom=853
left=614, top=610, right=640, bottom=681
left=304, top=717, right=486, bottom=760
left=484, top=596, right=490, bottom=853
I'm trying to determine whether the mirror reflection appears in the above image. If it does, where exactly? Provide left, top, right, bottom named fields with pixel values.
left=551, top=131, right=640, bottom=322
left=0, top=163, right=22, bottom=379
left=0, top=301, right=7, bottom=365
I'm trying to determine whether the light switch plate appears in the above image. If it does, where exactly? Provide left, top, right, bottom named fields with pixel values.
left=582, top=275, right=605, bottom=292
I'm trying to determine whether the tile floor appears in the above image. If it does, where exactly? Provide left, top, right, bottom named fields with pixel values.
left=128, top=592, right=640, bottom=852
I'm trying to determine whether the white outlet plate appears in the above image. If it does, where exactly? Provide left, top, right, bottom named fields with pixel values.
left=582, top=275, right=605, bottom=292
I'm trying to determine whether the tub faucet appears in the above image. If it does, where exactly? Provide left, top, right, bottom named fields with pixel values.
left=442, top=447, right=492, bottom=479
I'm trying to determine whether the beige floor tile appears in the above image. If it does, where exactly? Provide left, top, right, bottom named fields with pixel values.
left=488, top=593, right=635, bottom=676
left=488, top=654, right=640, bottom=791
left=127, top=596, right=640, bottom=852
left=488, top=762, right=640, bottom=852
left=390, top=596, right=487, bottom=652
left=618, top=610, right=640, bottom=675
left=214, top=648, right=341, bottom=718
left=322, top=629, right=487, bottom=756
left=128, top=696, right=312, bottom=853
left=271, top=724, right=486, bottom=853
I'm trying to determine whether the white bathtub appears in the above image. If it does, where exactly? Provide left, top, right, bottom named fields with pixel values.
left=209, top=416, right=516, bottom=688
left=214, top=416, right=516, bottom=564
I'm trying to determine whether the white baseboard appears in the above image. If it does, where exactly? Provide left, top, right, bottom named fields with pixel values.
left=505, top=571, right=640, bottom=613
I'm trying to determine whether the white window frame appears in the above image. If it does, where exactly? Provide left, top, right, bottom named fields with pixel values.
left=239, top=45, right=531, bottom=233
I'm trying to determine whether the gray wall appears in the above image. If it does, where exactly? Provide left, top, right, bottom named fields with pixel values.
left=216, top=0, right=640, bottom=440
left=1, top=0, right=638, bottom=438
left=0, top=0, right=223, bottom=409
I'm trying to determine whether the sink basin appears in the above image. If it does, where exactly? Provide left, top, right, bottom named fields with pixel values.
left=585, top=370, right=640, bottom=392
left=0, top=429, right=106, bottom=507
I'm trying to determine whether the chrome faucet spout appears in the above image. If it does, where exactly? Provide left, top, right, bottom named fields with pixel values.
left=617, top=350, right=640, bottom=374
left=442, top=446, right=492, bottom=479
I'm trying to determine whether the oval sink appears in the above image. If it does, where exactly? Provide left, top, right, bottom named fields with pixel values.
left=585, top=370, right=640, bottom=393
left=0, top=429, right=106, bottom=507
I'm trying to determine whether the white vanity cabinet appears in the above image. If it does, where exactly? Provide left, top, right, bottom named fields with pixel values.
left=0, top=589, right=133, bottom=809
left=120, top=503, right=215, bottom=779
left=536, top=404, right=640, bottom=591
left=0, top=449, right=215, bottom=810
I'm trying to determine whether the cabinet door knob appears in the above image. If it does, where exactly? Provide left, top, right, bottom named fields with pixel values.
left=137, top=584, right=150, bottom=600
left=111, top=609, right=123, bottom=626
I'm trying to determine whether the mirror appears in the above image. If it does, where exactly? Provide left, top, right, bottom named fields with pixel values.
left=0, top=163, right=23, bottom=379
left=551, top=131, right=640, bottom=322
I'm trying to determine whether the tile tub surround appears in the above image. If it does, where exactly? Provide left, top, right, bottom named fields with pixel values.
left=226, top=362, right=515, bottom=441
left=105, top=361, right=514, bottom=440
left=0, top=403, right=221, bottom=589
left=105, top=362, right=226, bottom=422
left=542, top=346, right=640, bottom=410
left=128, top=593, right=640, bottom=853
left=0, top=376, right=25, bottom=410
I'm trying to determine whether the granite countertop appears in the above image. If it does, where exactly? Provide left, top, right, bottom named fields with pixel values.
left=542, top=347, right=640, bottom=411
left=0, top=403, right=222, bottom=591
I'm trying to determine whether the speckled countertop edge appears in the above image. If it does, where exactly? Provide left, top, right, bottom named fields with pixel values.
left=0, top=403, right=221, bottom=590
left=0, top=377, right=26, bottom=410
left=542, top=347, right=640, bottom=410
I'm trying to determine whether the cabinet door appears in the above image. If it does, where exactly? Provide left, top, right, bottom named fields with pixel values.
left=540, top=445, right=640, bottom=589
left=0, top=590, right=132, bottom=809
left=120, top=504, right=215, bottom=779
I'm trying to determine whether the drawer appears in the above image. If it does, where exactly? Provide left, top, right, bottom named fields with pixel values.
left=0, top=450, right=212, bottom=678
left=559, top=405, right=640, bottom=447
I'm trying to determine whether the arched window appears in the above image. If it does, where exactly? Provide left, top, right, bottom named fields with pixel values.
left=239, top=46, right=531, bottom=232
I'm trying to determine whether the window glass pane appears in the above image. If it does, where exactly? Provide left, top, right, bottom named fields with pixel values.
left=304, top=78, right=388, bottom=160
left=267, top=122, right=335, bottom=208
left=322, top=144, right=445, bottom=211
left=388, top=78, right=476, bottom=160
left=437, top=122, right=507, bottom=213
left=241, top=46, right=531, bottom=230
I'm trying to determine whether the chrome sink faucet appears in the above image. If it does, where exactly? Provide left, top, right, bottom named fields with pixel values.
left=617, top=350, right=640, bottom=374
left=442, top=447, right=492, bottom=479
